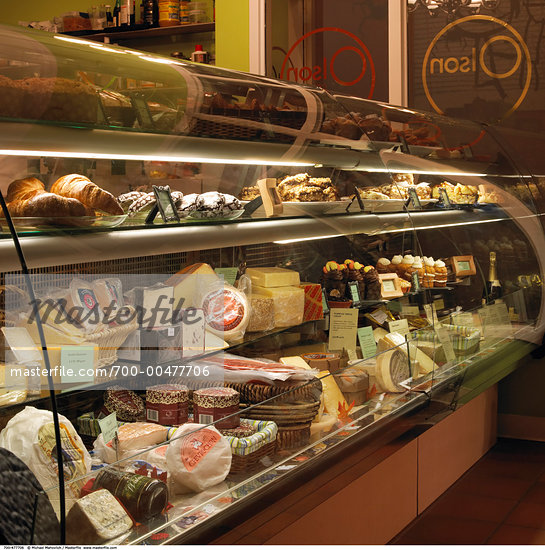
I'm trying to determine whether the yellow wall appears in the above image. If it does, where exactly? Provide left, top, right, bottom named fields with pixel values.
left=215, top=0, right=249, bottom=72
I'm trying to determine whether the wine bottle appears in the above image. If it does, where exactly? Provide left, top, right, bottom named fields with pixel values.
left=483, top=251, right=502, bottom=304
left=113, top=0, right=121, bottom=26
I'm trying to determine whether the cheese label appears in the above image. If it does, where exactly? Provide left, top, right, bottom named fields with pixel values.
left=181, top=428, right=220, bottom=472
left=358, top=326, right=377, bottom=359
left=434, top=326, right=456, bottom=363
left=328, top=308, right=358, bottom=351
left=215, top=267, right=238, bottom=286
left=99, top=412, right=118, bottom=445
left=60, top=345, right=96, bottom=384
left=401, top=305, right=420, bottom=317
left=388, top=319, right=410, bottom=336
left=424, top=304, right=439, bottom=325
left=451, top=312, right=474, bottom=327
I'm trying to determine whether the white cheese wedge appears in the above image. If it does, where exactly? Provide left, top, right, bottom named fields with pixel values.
left=246, top=267, right=300, bottom=288
left=279, top=356, right=312, bottom=370
left=166, top=263, right=219, bottom=309
left=318, top=370, right=347, bottom=418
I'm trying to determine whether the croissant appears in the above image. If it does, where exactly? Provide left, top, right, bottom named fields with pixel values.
left=7, top=193, right=88, bottom=217
left=6, top=177, right=46, bottom=202
left=51, top=174, right=123, bottom=215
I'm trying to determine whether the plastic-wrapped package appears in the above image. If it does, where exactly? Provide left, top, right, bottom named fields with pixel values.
left=0, top=406, right=91, bottom=515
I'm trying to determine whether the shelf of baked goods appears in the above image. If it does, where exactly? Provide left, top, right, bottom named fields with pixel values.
left=62, top=22, right=215, bottom=42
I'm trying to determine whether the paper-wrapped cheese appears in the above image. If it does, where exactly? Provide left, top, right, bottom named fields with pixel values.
left=117, top=422, right=168, bottom=452
left=246, top=267, right=300, bottom=288
left=200, top=284, right=250, bottom=342
left=66, top=489, right=133, bottom=544
left=318, top=372, right=347, bottom=418
left=252, top=285, right=304, bottom=327
left=166, top=423, right=232, bottom=493
left=246, top=295, right=274, bottom=332
left=92, top=278, right=124, bottom=315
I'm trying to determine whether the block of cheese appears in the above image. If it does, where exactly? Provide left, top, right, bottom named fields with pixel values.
left=66, top=489, right=132, bottom=544
left=246, top=295, right=274, bottom=332
left=300, top=282, right=324, bottom=322
left=253, top=285, right=304, bottom=327
left=165, top=263, right=219, bottom=309
left=280, top=356, right=312, bottom=370
left=246, top=267, right=300, bottom=288
left=318, top=371, right=347, bottom=418
left=117, top=422, right=168, bottom=452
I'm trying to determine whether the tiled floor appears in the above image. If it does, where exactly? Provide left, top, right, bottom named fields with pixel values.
left=391, top=438, right=545, bottom=545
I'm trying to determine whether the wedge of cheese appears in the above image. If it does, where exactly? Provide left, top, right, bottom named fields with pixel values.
left=279, top=356, right=311, bottom=370
left=318, top=371, right=347, bottom=418
left=246, top=267, right=300, bottom=288
left=166, top=263, right=219, bottom=309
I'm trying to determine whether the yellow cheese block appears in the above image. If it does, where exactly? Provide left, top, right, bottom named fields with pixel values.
left=279, top=356, right=311, bottom=370
left=253, top=285, right=304, bottom=327
left=318, top=371, right=347, bottom=418
left=246, top=267, right=300, bottom=288
left=166, top=263, right=219, bottom=309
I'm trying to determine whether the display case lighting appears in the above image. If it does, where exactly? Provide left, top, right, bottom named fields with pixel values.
left=0, top=149, right=313, bottom=167
left=273, top=234, right=343, bottom=244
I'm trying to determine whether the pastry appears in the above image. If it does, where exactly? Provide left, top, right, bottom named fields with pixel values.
left=221, top=193, right=242, bottom=214
left=434, top=260, right=448, bottom=287
left=177, top=193, right=199, bottom=217
left=277, top=173, right=340, bottom=202
left=6, top=177, right=46, bottom=202
left=399, top=279, right=411, bottom=293
left=398, top=254, right=415, bottom=281
left=7, top=192, right=88, bottom=218
left=118, top=191, right=146, bottom=212
left=127, top=192, right=155, bottom=217
left=391, top=255, right=403, bottom=274
left=238, top=186, right=260, bottom=200
left=407, top=257, right=424, bottom=286
left=344, top=259, right=366, bottom=299
left=358, top=188, right=389, bottom=200
left=423, top=257, right=435, bottom=288
left=195, top=191, right=226, bottom=217
left=415, top=182, right=432, bottom=199
left=362, top=265, right=381, bottom=300
left=453, top=183, right=478, bottom=204
left=51, top=174, right=123, bottom=215
left=376, top=257, right=391, bottom=274
left=432, top=181, right=456, bottom=201
left=321, top=261, right=348, bottom=298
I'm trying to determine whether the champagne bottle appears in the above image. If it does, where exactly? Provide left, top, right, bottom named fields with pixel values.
left=483, top=251, right=502, bottom=304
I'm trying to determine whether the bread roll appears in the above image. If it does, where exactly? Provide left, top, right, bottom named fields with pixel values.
left=51, top=174, right=123, bottom=215
left=6, top=177, right=46, bottom=202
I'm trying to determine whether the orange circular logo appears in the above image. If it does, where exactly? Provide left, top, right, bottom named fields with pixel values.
left=422, top=16, right=531, bottom=119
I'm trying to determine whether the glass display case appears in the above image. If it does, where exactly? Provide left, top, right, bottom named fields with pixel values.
left=0, top=24, right=544, bottom=545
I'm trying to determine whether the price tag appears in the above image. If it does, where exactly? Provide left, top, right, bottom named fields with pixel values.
left=451, top=312, right=474, bottom=327
left=215, top=267, right=238, bottom=286
left=328, top=309, right=358, bottom=351
left=411, top=271, right=421, bottom=292
left=60, top=346, right=96, bottom=384
left=388, top=300, right=402, bottom=313
left=388, top=319, right=410, bottom=336
left=434, top=298, right=445, bottom=311
left=321, top=289, right=330, bottom=315
left=424, top=304, right=439, bottom=325
left=401, top=305, right=420, bottom=317
left=368, top=308, right=389, bottom=326
left=357, top=326, right=377, bottom=359
left=408, top=188, right=422, bottom=209
left=347, top=349, right=359, bottom=362
left=434, top=326, right=456, bottom=363
left=98, top=412, right=118, bottom=445
left=348, top=281, right=362, bottom=305
left=439, top=188, right=452, bottom=207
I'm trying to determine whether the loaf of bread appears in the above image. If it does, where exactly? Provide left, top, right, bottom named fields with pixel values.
left=51, top=174, right=123, bottom=215
left=7, top=193, right=88, bottom=218
left=5, top=177, right=47, bottom=203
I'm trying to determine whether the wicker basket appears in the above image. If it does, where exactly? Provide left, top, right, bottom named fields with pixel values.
left=276, top=424, right=311, bottom=450
left=224, top=378, right=322, bottom=405
left=229, top=439, right=277, bottom=475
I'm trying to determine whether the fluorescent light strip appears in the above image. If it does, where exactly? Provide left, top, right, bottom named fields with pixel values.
left=386, top=217, right=508, bottom=233
left=273, top=234, right=342, bottom=244
left=370, top=168, right=488, bottom=177
left=0, top=149, right=313, bottom=167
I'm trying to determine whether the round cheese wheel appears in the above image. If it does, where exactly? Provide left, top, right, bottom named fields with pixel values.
left=200, top=284, right=249, bottom=342
left=376, top=349, right=411, bottom=393
left=165, top=423, right=231, bottom=493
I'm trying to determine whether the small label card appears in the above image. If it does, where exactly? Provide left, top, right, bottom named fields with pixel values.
left=357, top=326, right=377, bottom=359
left=424, top=304, right=439, bottom=325
left=388, top=318, right=410, bottom=336
left=348, top=281, right=362, bottom=306
left=401, top=305, right=420, bottom=317
left=98, top=412, right=118, bottom=445
left=434, top=326, right=456, bottom=363
left=408, top=187, right=422, bottom=210
left=60, top=346, right=96, bottom=384
left=451, top=312, right=474, bottom=327
left=329, top=309, right=359, bottom=351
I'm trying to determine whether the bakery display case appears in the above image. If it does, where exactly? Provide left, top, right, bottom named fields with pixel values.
left=0, top=24, right=544, bottom=544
